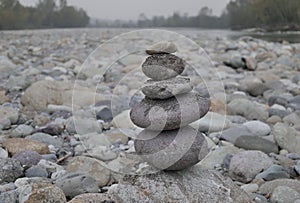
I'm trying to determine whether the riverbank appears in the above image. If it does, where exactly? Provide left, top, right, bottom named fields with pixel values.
left=0, top=28, right=300, bottom=202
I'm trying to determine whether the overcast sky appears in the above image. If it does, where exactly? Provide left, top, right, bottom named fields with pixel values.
left=19, top=0, right=230, bottom=20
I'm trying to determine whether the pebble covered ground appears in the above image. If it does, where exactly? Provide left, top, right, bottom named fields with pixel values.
left=0, top=28, right=300, bottom=202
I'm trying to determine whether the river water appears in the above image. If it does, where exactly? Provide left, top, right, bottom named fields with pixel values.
left=164, top=28, right=300, bottom=44
left=231, top=31, right=300, bottom=44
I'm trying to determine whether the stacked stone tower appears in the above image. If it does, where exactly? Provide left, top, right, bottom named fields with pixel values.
left=130, top=41, right=210, bottom=170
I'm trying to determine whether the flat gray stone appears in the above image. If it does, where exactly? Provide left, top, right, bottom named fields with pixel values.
left=229, top=150, right=273, bottom=183
left=55, top=172, right=99, bottom=199
left=130, top=92, right=210, bottom=131
left=234, top=136, right=278, bottom=154
left=220, top=125, right=253, bottom=143
left=134, top=126, right=208, bottom=170
left=146, top=41, right=177, bottom=55
left=243, top=120, right=271, bottom=136
left=255, top=165, right=289, bottom=181
left=142, top=77, right=192, bottom=99
left=25, top=166, right=48, bottom=178
left=108, top=165, right=252, bottom=202
left=142, top=54, right=185, bottom=80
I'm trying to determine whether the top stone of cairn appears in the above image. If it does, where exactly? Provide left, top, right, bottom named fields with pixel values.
left=146, top=41, right=177, bottom=55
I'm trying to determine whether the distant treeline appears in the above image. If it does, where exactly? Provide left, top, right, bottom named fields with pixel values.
left=0, top=0, right=89, bottom=30
left=92, top=0, right=300, bottom=31
left=136, top=7, right=228, bottom=29
left=227, top=0, right=300, bottom=31
left=91, top=7, right=229, bottom=29
left=1, top=0, right=300, bottom=31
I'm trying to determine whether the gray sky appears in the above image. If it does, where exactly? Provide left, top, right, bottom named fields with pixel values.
left=19, top=0, right=230, bottom=20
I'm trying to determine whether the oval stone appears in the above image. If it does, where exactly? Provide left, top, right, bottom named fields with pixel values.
left=146, top=41, right=177, bottom=55
left=234, top=136, right=279, bottom=154
left=142, top=54, right=185, bottom=80
left=134, top=126, right=208, bottom=170
left=130, top=92, right=210, bottom=131
left=142, top=77, right=193, bottom=99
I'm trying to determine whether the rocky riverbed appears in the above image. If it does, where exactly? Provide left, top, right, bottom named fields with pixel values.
left=0, top=28, right=300, bottom=202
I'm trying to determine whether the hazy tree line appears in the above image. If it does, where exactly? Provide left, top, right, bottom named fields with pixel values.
left=91, top=7, right=229, bottom=29
left=1, top=0, right=300, bottom=31
left=226, top=0, right=300, bottom=31
left=134, top=0, right=300, bottom=30
left=135, top=7, right=228, bottom=29
left=0, top=0, right=89, bottom=29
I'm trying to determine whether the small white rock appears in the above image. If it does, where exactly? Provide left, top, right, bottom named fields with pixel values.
left=279, top=149, right=289, bottom=155
left=243, top=120, right=271, bottom=136
left=271, top=104, right=286, bottom=110
left=0, top=147, right=8, bottom=158
left=233, top=91, right=247, bottom=96
left=220, top=140, right=234, bottom=147
left=241, top=183, right=259, bottom=193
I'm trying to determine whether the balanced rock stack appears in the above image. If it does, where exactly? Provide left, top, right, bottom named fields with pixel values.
left=130, top=41, right=211, bottom=171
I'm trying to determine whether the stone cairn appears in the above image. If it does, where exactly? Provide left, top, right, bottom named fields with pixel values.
left=130, top=41, right=210, bottom=171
